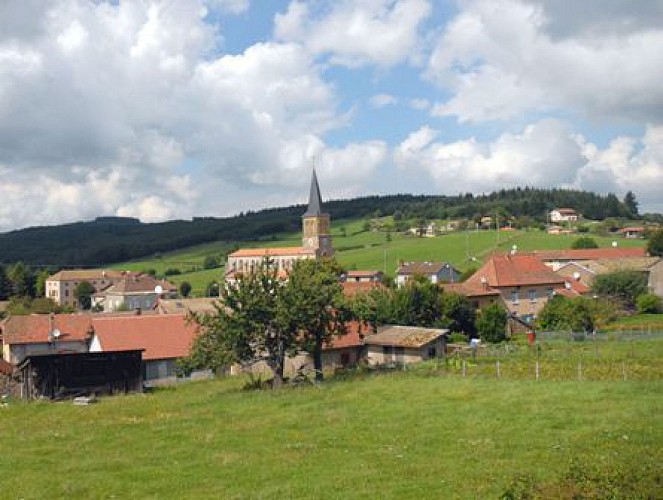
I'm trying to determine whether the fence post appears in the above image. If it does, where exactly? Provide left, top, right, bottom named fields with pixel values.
left=578, top=360, right=582, bottom=381
left=535, top=361, right=540, bottom=381
left=496, top=360, right=500, bottom=379
left=462, top=359, right=466, bottom=378
left=622, top=362, right=626, bottom=381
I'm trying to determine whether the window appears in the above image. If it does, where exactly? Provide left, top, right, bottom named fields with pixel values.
left=510, top=290, right=519, bottom=303
left=547, top=288, right=554, bottom=298
left=528, top=289, right=537, bottom=302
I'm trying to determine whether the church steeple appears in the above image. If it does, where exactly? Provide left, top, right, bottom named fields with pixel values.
left=304, top=168, right=323, bottom=216
left=301, top=169, right=333, bottom=257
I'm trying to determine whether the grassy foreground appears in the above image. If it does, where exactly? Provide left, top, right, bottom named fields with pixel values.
left=1, top=357, right=661, bottom=498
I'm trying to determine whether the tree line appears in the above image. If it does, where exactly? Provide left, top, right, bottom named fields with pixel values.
left=0, top=188, right=644, bottom=267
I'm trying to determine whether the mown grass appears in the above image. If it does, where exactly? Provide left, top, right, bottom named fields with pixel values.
left=1, top=339, right=661, bottom=499
left=113, top=218, right=645, bottom=296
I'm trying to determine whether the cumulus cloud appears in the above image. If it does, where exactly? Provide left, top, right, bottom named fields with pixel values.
left=395, top=120, right=663, bottom=211
left=0, top=0, right=384, bottom=232
left=274, top=0, right=432, bottom=67
left=370, top=93, right=397, bottom=108
left=427, top=0, right=663, bottom=124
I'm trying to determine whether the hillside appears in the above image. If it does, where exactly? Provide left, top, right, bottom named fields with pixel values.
left=1, top=343, right=661, bottom=498
left=0, top=188, right=642, bottom=267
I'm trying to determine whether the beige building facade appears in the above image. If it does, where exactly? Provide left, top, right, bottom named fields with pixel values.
left=45, top=269, right=127, bottom=308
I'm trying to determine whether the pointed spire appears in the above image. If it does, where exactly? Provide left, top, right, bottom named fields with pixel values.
left=304, top=168, right=323, bottom=216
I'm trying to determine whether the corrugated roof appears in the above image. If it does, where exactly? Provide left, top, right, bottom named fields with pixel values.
left=364, top=325, right=447, bottom=348
left=92, top=314, right=199, bottom=361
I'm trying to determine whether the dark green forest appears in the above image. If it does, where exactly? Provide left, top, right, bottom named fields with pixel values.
left=0, top=187, right=644, bottom=268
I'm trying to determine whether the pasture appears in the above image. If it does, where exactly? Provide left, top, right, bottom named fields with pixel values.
left=1, top=338, right=661, bottom=499
left=114, top=216, right=646, bottom=296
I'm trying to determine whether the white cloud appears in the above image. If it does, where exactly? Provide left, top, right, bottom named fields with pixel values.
left=0, top=0, right=385, bottom=232
left=395, top=120, right=663, bottom=211
left=205, top=0, right=250, bottom=14
left=427, top=0, right=663, bottom=124
left=370, top=93, right=397, bottom=108
left=274, top=0, right=432, bottom=67
left=409, top=98, right=430, bottom=111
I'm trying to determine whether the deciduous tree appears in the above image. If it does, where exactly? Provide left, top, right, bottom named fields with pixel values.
left=187, top=261, right=298, bottom=388
left=74, top=281, right=96, bottom=310
left=283, top=259, right=348, bottom=381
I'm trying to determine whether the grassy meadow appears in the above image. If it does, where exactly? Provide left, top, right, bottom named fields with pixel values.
left=114, top=217, right=646, bottom=296
left=1, top=338, right=661, bottom=499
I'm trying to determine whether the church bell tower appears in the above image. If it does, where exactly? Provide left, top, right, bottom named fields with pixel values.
left=302, top=169, right=333, bottom=258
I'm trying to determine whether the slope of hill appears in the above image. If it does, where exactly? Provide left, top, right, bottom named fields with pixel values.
left=0, top=188, right=641, bottom=266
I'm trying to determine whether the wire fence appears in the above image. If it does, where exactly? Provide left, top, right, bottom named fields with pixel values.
left=441, top=331, right=663, bottom=382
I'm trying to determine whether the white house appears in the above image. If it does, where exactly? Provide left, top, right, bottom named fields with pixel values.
left=549, top=208, right=580, bottom=223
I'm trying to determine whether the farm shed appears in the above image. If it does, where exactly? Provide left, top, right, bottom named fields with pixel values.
left=364, top=326, right=447, bottom=366
left=18, top=350, right=143, bottom=400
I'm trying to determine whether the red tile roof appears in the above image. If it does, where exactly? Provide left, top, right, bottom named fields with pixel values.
left=443, top=282, right=501, bottom=297
left=533, top=247, right=646, bottom=261
left=466, top=254, right=565, bottom=288
left=1, top=314, right=94, bottom=345
left=229, top=247, right=315, bottom=258
left=324, top=321, right=368, bottom=349
left=92, top=314, right=199, bottom=361
left=341, top=281, right=386, bottom=297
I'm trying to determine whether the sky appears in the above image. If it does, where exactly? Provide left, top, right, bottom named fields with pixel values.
left=1, top=0, right=662, bottom=232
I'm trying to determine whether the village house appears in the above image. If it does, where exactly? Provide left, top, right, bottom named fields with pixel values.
left=363, top=325, right=447, bottom=366
left=549, top=208, right=580, bottom=223
left=533, top=247, right=647, bottom=272
left=395, top=261, right=461, bottom=287
left=225, top=170, right=333, bottom=283
left=89, top=314, right=201, bottom=382
left=619, top=226, right=645, bottom=239
left=342, top=270, right=383, bottom=283
left=45, top=269, right=128, bottom=308
left=91, top=274, right=177, bottom=312
left=462, top=253, right=568, bottom=323
left=443, top=281, right=504, bottom=311
left=1, top=314, right=93, bottom=365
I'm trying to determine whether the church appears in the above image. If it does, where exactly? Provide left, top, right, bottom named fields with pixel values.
left=224, top=170, right=334, bottom=282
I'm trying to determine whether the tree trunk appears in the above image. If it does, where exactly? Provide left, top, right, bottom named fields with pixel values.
left=313, top=333, right=324, bottom=382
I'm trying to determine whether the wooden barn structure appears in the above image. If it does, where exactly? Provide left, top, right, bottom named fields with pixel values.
left=18, top=350, right=143, bottom=400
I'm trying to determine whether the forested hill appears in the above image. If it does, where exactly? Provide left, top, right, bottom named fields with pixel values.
left=0, top=188, right=641, bottom=266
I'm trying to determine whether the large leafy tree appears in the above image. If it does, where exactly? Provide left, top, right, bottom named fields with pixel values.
left=591, top=270, right=648, bottom=310
left=623, top=191, right=639, bottom=217
left=537, top=295, right=596, bottom=333
left=349, top=278, right=475, bottom=335
left=8, top=262, right=34, bottom=297
left=283, top=259, right=348, bottom=381
left=188, top=261, right=298, bottom=388
left=647, top=229, right=663, bottom=257
left=0, top=264, right=11, bottom=300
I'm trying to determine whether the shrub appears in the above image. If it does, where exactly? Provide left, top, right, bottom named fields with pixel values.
left=164, top=268, right=181, bottom=276
left=592, top=270, right=648, bottom=310
left=571, top=236, right=598, bottom=249
left=476, top=304, right=508, bottom=343
left=636, top=293, right=662, bottom=314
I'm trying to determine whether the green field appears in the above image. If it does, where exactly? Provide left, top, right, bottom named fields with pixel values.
left=115, top=217, right=646, bottom=296
left=1, top=339, right=661, bottom=498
